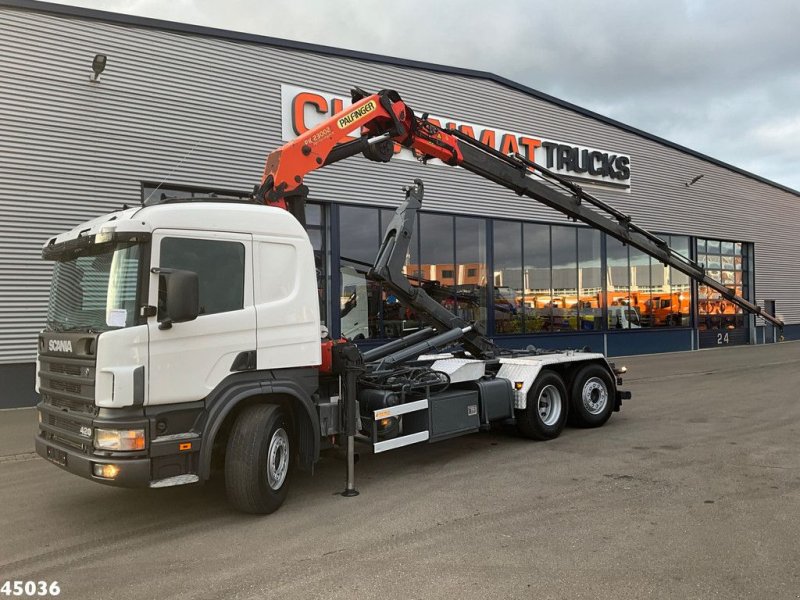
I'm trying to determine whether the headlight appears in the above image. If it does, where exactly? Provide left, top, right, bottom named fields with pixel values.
left=94, top=428, right=145, bottom=451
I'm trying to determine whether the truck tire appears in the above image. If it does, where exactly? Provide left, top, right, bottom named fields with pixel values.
left=516, top=370, right=568, bottom=440
left=225, top=404, right=291, bottom=514
left=569, top=363, right=614, bottom=428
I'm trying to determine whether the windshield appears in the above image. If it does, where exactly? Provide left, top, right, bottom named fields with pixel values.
left=47, top=242, right=142, bottom=332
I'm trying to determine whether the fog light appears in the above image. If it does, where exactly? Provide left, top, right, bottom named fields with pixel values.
left=94, top=428, right=145, bottom=451
left=93, top=463, right=120, bottom=479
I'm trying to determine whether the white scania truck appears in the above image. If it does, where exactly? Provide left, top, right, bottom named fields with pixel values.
left=35, top=87, right=780, bottom=513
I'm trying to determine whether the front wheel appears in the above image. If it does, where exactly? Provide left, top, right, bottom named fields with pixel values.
left=225, top=404, right=291, bottom=514
left=568, top=363, right=615, bottom=428
left=516, top=370, right=568, bottom=440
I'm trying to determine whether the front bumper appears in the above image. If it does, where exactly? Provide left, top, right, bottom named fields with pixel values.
left=34, top=434, right=152, bottom=487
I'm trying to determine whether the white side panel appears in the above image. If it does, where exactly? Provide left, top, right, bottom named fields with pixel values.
left=254, top=234, right=321, bottom=369
left=95, top=325, right=148, bottom=408
left=146, top=230, right=256, bottom=405
left=496, top=363, right=544, bottom=410
left=430, top=358, right=486, bottom=383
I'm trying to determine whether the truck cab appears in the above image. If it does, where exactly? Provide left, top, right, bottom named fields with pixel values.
left=36, top=200, right=322, bottom=488
left=608, top=304, right=642, bottom=329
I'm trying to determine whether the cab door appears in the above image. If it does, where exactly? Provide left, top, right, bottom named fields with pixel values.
left=147, top=229, right=255, bottom=405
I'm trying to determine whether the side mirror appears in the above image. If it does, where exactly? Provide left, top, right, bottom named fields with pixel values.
left=153, top=268, right=199, bottom=329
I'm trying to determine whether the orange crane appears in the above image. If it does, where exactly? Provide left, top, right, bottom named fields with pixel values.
left=254, top=87, right=783, bottom=332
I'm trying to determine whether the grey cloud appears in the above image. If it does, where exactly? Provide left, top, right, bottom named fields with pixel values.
left=46, top=0, right=800, bottom=190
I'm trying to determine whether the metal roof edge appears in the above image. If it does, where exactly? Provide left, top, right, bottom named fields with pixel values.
left=3, top=0, right=798, bottom=198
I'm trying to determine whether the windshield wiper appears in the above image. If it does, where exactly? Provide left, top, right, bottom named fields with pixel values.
left=47, top=322, right=101, bottom=334
left=46, top=320, right=67, bottom=332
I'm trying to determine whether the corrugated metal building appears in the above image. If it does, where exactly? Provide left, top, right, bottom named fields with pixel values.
left=1, top=0, right=798, bottom=408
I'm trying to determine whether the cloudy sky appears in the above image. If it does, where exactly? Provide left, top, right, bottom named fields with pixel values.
left=48, top=0, right=800, bottom=191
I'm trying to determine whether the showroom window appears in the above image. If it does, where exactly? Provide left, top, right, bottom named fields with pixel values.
left=605, top=237, right=635, bottom=329
left=494, top=222, right=580, bottom=334
left=605, top=234, right=691, bottom=329
left=696, top=237, right=748, bottom=330
left=549, top=225, right=578, bottom=332
left=664, top=235, right=692, bottom=327
left=338, top=205, right=426, bottom=340
left=339, top=205, right=486, bottom=340
left=523, top=223, right=552, bottom=332
left=339, top=205, right=383, bottom=340
left=338, top=202, right=698, bottom=339
left=578, top=229, right=603, bottom=330
left=492, top=221, right=524, bottom=334
left=420, top=213, right=457, bottom=325
left=454, top=216, right=488, bottom=329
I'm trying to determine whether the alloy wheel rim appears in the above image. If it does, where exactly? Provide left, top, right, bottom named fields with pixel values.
left=582, top=377, right=608, bottom=415
left=267, top=427, right=289, bottom=490
left=537, top=384, right=562, bottom=426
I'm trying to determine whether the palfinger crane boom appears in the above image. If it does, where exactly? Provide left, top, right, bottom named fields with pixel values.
left=255, top=88, right=783, bottom=330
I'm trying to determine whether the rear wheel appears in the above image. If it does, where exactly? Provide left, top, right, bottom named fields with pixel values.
left=516, top=370, right=568, bottom=440
left=569, top=363, right=614, bottom=428
left=225, top=404, right=291, bottom=514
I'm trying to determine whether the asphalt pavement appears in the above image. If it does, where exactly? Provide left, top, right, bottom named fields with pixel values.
left=1, top=342, right=799, bottom=599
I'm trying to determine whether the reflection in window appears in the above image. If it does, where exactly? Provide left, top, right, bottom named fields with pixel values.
left=697, top=237, right=748, bottom=331
left=663, top=235, right=691, bottom=327
left=339, top=265, right=369, bottom=339
left=493, top=221, right=523, bottom=334
left=306, top=205, right=327, bottom=327
left=335, top=202, right=713, bottom=339
left=550, top=226, right=578, bottom=331
left=339, top=206, right=482, bottom=341
left=629, top=247, right=651, bottom=327
left=455, top=217, right=487, bottom=331
left=159, top=237, right=245, bottom=317
left=339, top=206, right=381, bottom=340
left=523, top=223, right=551, bottom=332
left=606, top=237, right=632, bottom=329
left=338, top=208, right=489, bottom=340
left=419, top=212, right=456, bottom=322
left=578, top=229, right=603, bottom=330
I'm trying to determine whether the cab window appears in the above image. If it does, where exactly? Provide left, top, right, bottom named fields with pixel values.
left=159, top=237, right=245, bottom=317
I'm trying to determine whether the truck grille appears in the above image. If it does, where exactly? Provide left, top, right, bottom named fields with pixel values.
left=46, top=412, right=85, bottom=435
left=49, top=362, right=82, bottom=376
left=48, top=395, right=91, bottom=413
left=50, top=378, right=82, bottom=395
left=39, top=356, right=96, bottom=417
left=39, top=355, right=96, bottom=453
